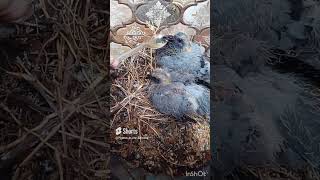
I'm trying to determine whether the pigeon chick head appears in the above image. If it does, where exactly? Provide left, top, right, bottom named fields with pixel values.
left=150, top=68, right=172, bottom=84
left=162, top=32, right=191, bottom=51
left=175, top=32, right=189, bottom=41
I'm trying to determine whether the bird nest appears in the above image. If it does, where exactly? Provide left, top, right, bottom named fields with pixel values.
left=110, top=47, right=210, bottom=176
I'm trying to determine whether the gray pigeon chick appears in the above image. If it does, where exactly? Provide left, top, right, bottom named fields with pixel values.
left=155, top=32, right=210, bottom=84
left=148, top=68, right=210, bottom=120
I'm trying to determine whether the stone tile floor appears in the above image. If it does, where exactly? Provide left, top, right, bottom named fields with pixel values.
left=110, top=0, right=210, bottom=60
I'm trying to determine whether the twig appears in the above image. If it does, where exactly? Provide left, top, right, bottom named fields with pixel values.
left=55, top=150, right=64, bottom=180
left=19, top=73, right=107, bottom=167
left=58, top=131, right=109, bottom=148
left=14, top=21, right=46, bottom=28
left=57, top=87, right=67, bottom=154
left=39, top=0, right=51, bottom=18
left=5, top=70, right=57, bottom=111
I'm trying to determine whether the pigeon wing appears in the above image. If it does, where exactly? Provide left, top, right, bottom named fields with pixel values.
left=150, top=84, right=195, bottom=119
left=185, top=84, right=210, bottom=117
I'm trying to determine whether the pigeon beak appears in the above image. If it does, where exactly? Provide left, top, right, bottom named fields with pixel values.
left=146, top=74, right=161, bottom=83
left=146, top=74, right=152, bottom=79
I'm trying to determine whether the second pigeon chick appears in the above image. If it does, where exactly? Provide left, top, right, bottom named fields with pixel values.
left=155, top=32, right=210, bottom=84
left=148, top=68, right=210, bottom=120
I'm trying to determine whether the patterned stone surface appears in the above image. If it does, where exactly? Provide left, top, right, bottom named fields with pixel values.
left=183, top=0, right=210, bottom=30
left=110, top=0, right=133, bottom=30
left=114, top=22, right=154, bottom=48
left=193, top=28, right=210, bottom=48
left=135, top=0, right=181, bottom=27
left=110, top=42, right=132, bottom=60
left=159, top=23, right=197, bottom=38
left=172, top=0, right=206, bottom=8
left=111, top=0, right=210, bottom=51
left=119, top=0, right=145, bottom=6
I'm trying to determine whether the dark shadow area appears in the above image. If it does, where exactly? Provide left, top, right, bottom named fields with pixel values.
left=213, top=0, right=320, bottom=179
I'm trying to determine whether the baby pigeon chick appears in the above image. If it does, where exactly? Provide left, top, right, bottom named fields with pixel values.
left=148, top=68, right=210, bottom=120
left=155, top=32, right=210, bottom=84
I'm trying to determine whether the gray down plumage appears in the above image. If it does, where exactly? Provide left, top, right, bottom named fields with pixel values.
left=155, top=32, right=210, bottom=84
left=149, top=68, right=210, bottom=120
left=184, top=83, right=210, bottom=117
left=150, top=82, right=197, bottom=119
